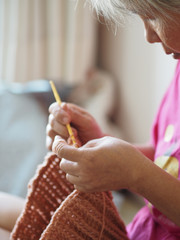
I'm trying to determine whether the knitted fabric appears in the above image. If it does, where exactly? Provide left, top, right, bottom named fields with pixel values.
left=10, top=153, right=129, bottom=240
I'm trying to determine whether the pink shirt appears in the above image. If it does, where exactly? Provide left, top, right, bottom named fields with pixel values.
left=127, top=60, right=180, bottom=239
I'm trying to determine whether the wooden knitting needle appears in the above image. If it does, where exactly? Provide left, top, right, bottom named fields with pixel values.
left=49, top=80, right=77, bottom=146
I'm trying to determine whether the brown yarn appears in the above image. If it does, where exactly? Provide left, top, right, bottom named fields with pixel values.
left=98, top=192, right=106, bottom=239
left=10, top=153, right=129, bottom=240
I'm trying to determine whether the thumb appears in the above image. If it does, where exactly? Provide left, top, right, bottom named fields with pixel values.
left=52, top=136, right=80, bottom=162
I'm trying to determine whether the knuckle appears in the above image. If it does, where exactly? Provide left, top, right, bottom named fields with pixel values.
left=49, top=102, right=59, bottom=113
left=52, top=140, right=65, bottom=157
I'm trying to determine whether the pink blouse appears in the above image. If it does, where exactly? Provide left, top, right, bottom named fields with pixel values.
left=127, top=60, right=180, bottom=240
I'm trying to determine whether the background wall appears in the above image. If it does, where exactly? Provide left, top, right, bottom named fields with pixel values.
left=98, top=17, right=177, bottom=143
left=0, top=0, right=98, bottom=85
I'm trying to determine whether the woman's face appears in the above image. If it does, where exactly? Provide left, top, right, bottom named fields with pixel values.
left=140, top=11, right=180, bottom=59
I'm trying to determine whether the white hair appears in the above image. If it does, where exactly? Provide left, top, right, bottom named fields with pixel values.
left=87, top=0, right=180, bottom=24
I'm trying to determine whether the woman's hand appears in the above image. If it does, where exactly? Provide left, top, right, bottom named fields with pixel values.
left=46, top=102, right=104, bottom=150
left=52, top=135, right=146, bottom=193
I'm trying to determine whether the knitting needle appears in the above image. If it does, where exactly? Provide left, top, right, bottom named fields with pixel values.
left=49, top=80, right=77, bottom=146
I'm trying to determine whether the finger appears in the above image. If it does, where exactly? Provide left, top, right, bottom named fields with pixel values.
left=67, top=128, right=80, bottom=146
left=46, top=124, right=57, bottom=139
left=73, top=183, right=94, bottom=193
left=67, top=137, right=81, bottom=148
left=49, top=102, right=57, bottom=113
left=66, top=174, right=80, bottom=186
left=52, top=136, right=81, bottom=161
left=60, top=158, right=79, bottom=176
left=67, top=127, right=78, bottom=139
left=74, top=185, right=92, bottom=193
left=49, top=114, right=69, bottom=139
left=62, top=103, right=92, bottom=128
left=49, top=102, right=70, bottom=125
left=46, top=123, right=68, bottom=143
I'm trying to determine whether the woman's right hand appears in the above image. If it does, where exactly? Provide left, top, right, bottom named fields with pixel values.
left=46, top=102, right=104, bottom=150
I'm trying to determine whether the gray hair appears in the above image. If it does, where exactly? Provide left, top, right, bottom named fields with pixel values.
left=87, top=0, right=180, bottom=24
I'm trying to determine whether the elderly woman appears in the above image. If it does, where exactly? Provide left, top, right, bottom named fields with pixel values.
left=47, top=1, right=180, bottom=239
left=1, top=1, right=180, bottom=239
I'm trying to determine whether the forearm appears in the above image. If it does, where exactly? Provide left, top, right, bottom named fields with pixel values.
left=133, top=155, right=180, bottom=226
left=0, top=192, right=25, bottom=231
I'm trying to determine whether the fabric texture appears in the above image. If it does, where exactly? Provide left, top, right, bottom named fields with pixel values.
left=10, top=152, right=129, bottom=240
left=127, top=60, right=180, bottom=239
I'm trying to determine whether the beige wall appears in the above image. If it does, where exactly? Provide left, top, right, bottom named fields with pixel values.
left=98, top=18, right=176, bottom=143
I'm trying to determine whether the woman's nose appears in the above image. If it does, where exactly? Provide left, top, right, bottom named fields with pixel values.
left=144, top=23, right=161, bottom=44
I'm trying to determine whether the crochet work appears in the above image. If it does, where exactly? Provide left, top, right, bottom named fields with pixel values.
left=10, top=153, right=129, bottom=240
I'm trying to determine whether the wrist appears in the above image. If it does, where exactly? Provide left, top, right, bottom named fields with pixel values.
left=128, top=147, right=153, bottom=194
left=135, top=144, right=155, bottom=161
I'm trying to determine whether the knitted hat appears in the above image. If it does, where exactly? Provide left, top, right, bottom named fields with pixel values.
left=10, top=153, right=129, bottom=240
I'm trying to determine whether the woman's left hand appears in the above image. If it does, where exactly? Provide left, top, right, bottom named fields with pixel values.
left=52, top=135, right=144, bottom=192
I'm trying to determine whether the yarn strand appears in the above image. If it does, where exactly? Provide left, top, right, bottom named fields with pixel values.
left=98, top=192, right=106, bottom=239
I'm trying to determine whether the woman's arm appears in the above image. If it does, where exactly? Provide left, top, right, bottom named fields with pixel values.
left=52, top=136, right=180, bottom=227
left=134, top=157, right=180, bottom=227
left=0, top=227, right=10, bottom=240
left=135, top=144, right=155, bottom=161
left=0, top=192, right=25, bottom=231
